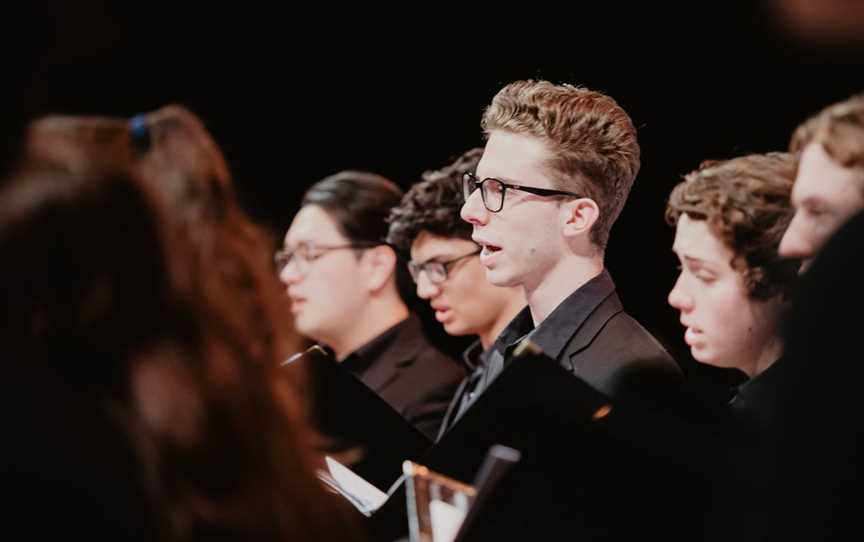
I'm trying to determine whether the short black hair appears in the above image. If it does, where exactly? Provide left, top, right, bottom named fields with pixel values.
left=303, top=170, right=403, bottom=245
left=302, top=171, right=415, bottom=302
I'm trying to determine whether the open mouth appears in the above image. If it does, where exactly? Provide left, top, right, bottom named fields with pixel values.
left=481, top=244, right=501, bottom=256
left=473, top=236, right=501, bottom=266
left=478, top=244, right=501, bottom=267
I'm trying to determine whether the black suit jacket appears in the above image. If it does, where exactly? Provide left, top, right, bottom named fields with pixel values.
left=441, top=271, right=683, bottom=435
left=344, top=314, right=465, bottom=440
left=557, top=287, right=685, bottom=410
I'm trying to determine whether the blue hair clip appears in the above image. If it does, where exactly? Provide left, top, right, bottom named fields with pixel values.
left=129, top=114, right=150, bottom=146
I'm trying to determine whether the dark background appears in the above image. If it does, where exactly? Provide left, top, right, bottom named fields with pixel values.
left=7, top=1, right=864, bottom=398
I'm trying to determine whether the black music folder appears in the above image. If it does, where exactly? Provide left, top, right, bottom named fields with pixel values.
left=366, top=340, right=709, bottom=541
left=283, top=346, right=432, bottom=492
left=365, top=341, right=616, bottom=540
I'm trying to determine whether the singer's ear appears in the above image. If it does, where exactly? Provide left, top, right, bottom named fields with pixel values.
left=362, top=244, right=397, bottom=293
left=561, top=197, right=599, bottom=239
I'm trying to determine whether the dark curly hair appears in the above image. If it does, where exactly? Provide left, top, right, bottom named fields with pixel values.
left=386, top=148, right=482, bottom=250
left=666, top=152, right=800, bottom=300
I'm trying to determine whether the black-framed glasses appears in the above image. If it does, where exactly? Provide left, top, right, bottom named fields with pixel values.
left=462, top=171, right=583, bottom=213
left=275, top=242, right=378, bottom=275
left=407, top=248, right=481, bottom=284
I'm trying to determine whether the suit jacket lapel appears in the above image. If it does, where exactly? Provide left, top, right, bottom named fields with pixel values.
left=436, top=376, right=471, bottom=441
left=561, top=292, right=623, bottom=374
left=359, top=316, right=423, bottom=394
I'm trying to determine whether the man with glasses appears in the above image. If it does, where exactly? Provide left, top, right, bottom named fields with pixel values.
left=387, top=148, right=526, bottom=438
left=278, top=171, right=465, bottom=439
left=458, top=80, right=683, bottom=417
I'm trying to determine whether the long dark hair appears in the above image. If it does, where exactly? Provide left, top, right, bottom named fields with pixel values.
left=15, top=108, right=362, bottom=540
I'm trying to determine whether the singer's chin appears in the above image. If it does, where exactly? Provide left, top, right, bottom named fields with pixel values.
left=292, top=315, right=315, bottom=338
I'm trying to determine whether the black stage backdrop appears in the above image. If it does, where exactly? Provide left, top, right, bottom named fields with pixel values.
left=7, top=0, right=864, bottom=400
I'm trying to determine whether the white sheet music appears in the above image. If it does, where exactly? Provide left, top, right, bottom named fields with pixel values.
left=318, top=456, right=388, bottom=516
left=429, top=499, right=466, bottom=542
